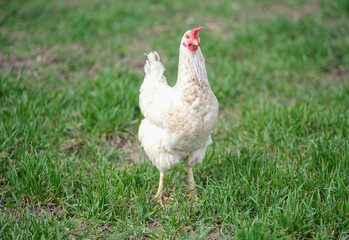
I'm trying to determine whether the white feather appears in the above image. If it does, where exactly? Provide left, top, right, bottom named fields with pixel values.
left=138, top=31, right=219, bottom=173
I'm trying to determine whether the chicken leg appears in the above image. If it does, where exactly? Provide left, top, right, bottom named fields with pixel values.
left=152, top=171, right=173, bottom=206
left=186, top=166, right=196, bottom=198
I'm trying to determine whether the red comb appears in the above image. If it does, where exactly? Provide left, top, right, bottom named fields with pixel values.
left=190, top=27, right=204, bottom=39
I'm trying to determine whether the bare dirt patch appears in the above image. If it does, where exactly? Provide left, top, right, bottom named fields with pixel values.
left=322, top=64, right=348, bottom=85
left=0, top=48, right=58, bottom=72
left=0, top=44, right=93, bottom=81
left=204, top=17, right=233, bottom=40
left=0, top=39, right=143, bottom=81
left=58, top=132, right=142, bottom=169
left=105, top=133, right=141, bottom=163
left=240, top=0, right=321, bottom=21
left=26, top=203, right=66, bottom=218
left=60, top=137, right=85, bottom=155
left=113, top=49, right=147, bottom=72
left=0, top=198, right=66, bottom=223
left=1, top=27, right=30, bottom=42
left=263, top=0, right=320, bottom=21
left=187, top=226, right=234, bottom=239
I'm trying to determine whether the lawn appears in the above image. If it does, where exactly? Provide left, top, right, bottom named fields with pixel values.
left=1, top=0, right=349, bottom=238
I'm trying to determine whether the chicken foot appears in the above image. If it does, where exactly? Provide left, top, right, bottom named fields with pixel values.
left=152, top=171, right=173, bottom=207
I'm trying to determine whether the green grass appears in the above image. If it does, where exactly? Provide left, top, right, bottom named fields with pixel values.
left=1, top=0, right=349, bottom=238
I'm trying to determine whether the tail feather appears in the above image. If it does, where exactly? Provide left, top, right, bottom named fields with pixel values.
left=144, top=51, right=165, bottom=82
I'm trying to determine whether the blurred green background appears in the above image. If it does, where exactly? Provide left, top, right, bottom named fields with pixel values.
left=1, top=0, right=348, bottom=239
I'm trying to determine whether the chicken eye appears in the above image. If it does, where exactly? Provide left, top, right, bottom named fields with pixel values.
left=186, top=35, right=190, bottom=39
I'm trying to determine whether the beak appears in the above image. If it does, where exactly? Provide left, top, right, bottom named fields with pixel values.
left=192, top=39, right=199, bottom=46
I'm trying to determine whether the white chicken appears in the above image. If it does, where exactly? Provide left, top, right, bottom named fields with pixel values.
left=138, top=27, right=219, bottom=206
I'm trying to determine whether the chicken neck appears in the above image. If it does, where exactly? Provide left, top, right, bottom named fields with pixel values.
left=175, top=45, right=209, bottom=88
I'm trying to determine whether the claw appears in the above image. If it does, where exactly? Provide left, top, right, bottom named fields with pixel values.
left=152, top=194, right=174, bottom=207
left=188, top=190, right=196, bottom=199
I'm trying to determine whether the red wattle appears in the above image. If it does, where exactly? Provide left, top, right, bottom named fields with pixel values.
left=188, top=45, right=198, bottom=51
